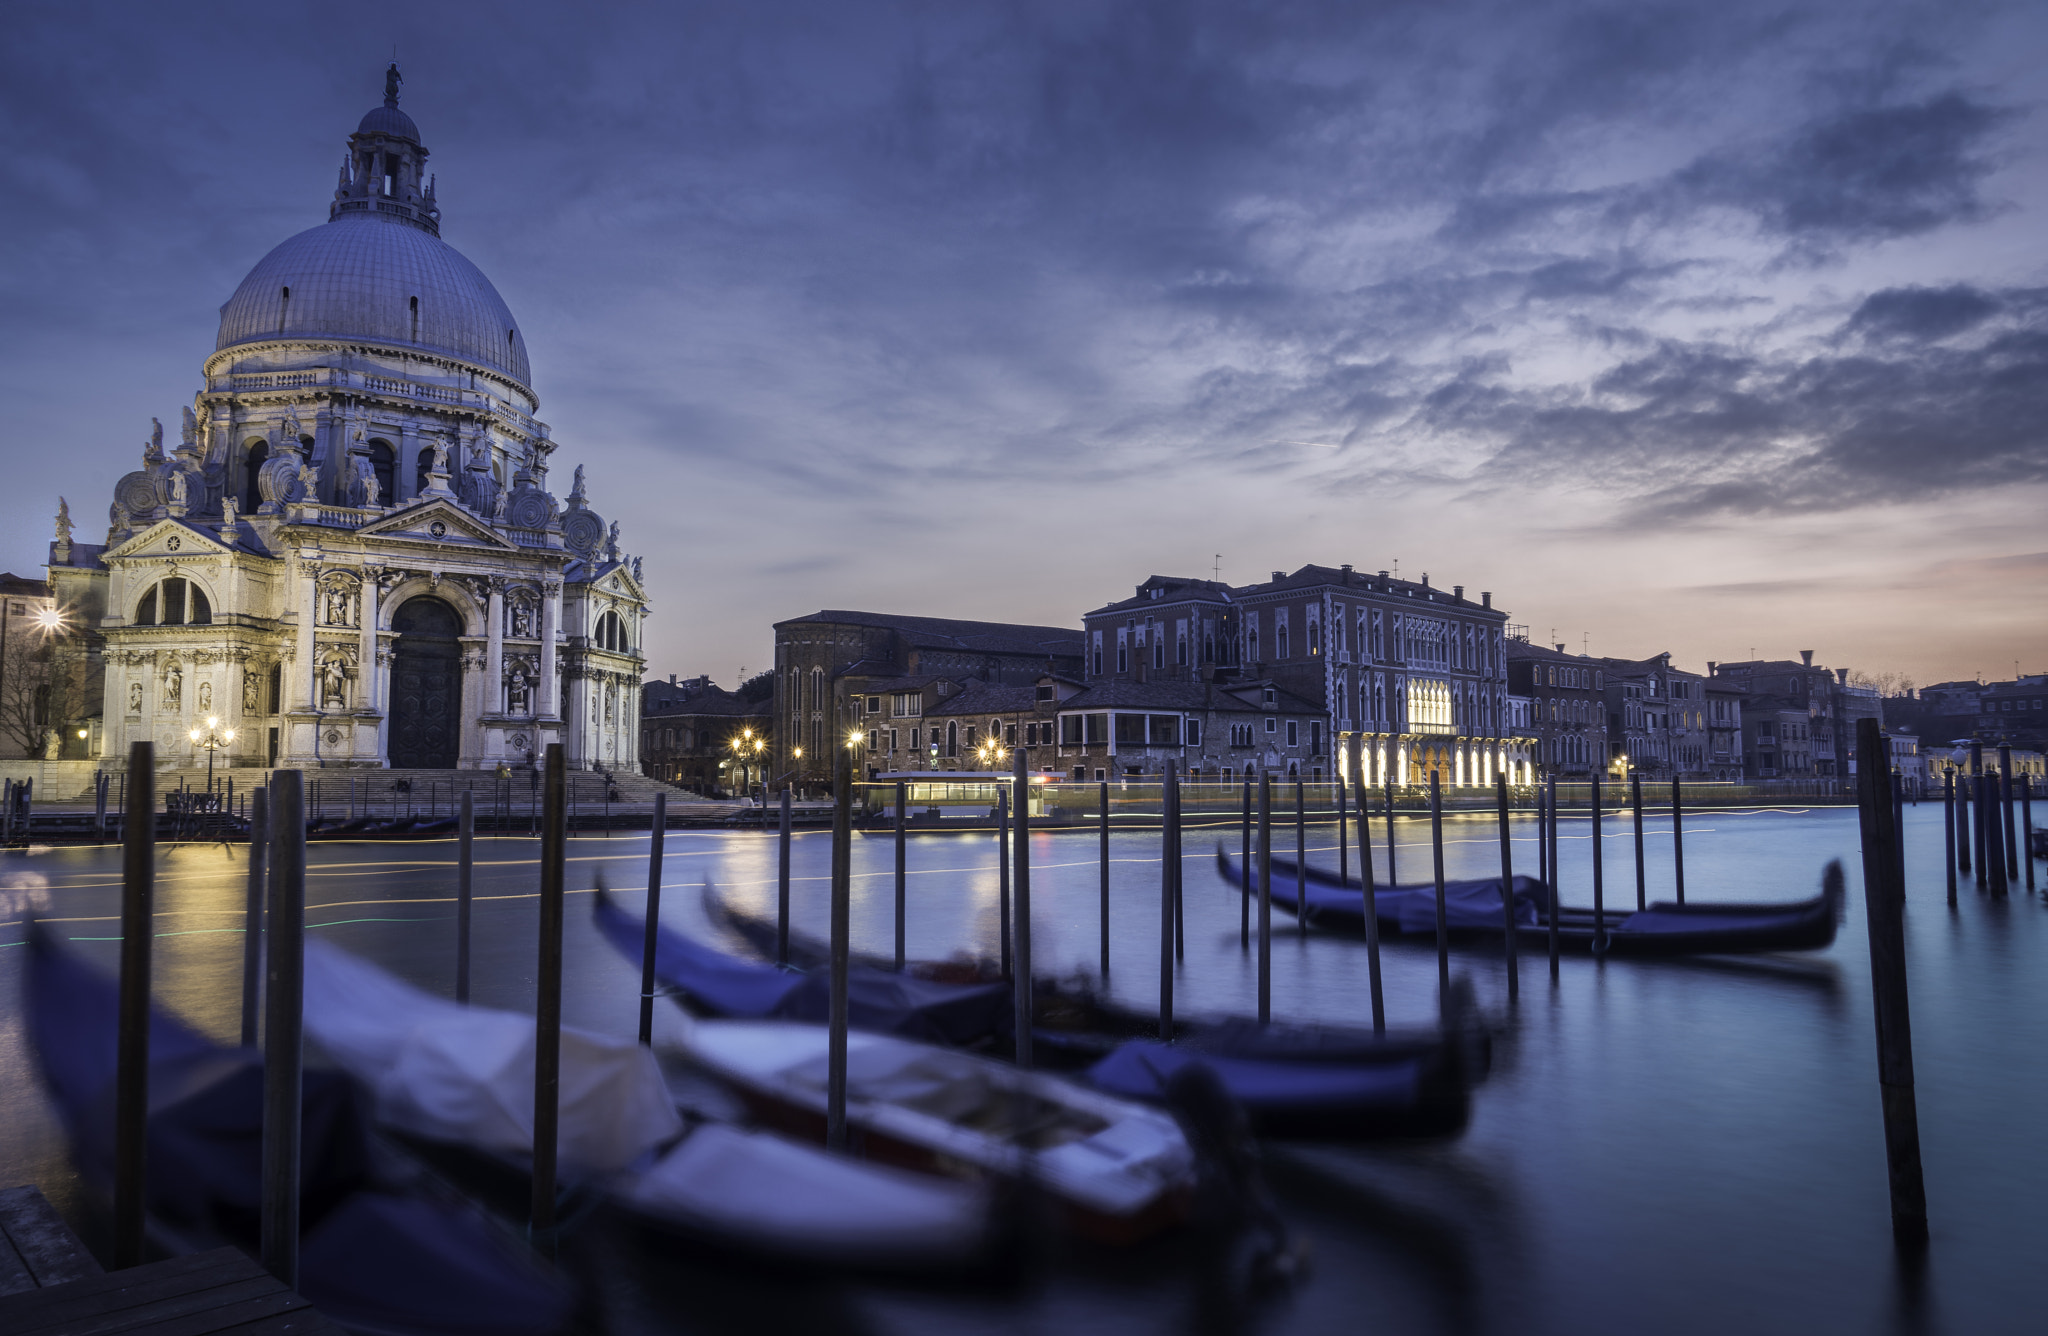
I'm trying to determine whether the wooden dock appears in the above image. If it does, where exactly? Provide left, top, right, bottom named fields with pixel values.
left=0, top=1187, right=343, bottom=1335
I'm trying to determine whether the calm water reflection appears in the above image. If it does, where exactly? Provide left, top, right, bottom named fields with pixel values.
left=2, top=801, right=2041, bottom=1333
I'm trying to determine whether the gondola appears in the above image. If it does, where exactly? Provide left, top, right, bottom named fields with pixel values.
left=23, top=922, right=576, bottom=1335
left=296, top=936, right=1000, bottom=1274
left=612, top=888, right=1478, bottom=1138
left=1215, top=848, right=1845, bottom=956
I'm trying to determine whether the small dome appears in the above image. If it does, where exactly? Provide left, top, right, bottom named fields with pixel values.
left=215, top=212, right=531, bottom=387
left=357, top=103, right=421, bottom=141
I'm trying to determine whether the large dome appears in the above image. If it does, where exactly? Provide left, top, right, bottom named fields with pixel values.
left=215, top=212, right=532, bottom=388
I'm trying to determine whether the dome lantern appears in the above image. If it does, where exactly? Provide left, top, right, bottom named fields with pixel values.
left=332, top=63, right=438, bottom=236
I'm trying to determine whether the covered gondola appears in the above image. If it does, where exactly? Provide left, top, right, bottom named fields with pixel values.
left=23, top=922, right=576, bottom=1335
left=1215, top=848, right=1844, bottom=956
left=609, top=888, right=1477, bottom=1138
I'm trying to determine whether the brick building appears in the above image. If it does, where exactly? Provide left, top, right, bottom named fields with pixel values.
left=1505, top=638, right=1609, bottom=780
left=640, top=674, right=773, bottom=795
left=773, top=611, right=1083, bottom=786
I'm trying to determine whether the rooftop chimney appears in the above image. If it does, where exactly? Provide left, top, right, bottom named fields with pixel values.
left=1836, top=667, right=1848, bottom=686
left=1556, top=644, right=1566, bottom=654
left=1800, top=649, right=1814, bottom=667
left=669, top=674, right=677, bottom=686
left=1452, top=584, right=1464, bottom=600
left=1707, top=661, right=1717, bottom=675
left=1421, top=572, right=1430, bottom=588
left=1341, top=564, right=1353, bottom=579
left=1480, top=591, right=1491, bottom=608
left=1378, top=571, right=1388, bottom=580
left=1272, top=570, right=1285, bottom=583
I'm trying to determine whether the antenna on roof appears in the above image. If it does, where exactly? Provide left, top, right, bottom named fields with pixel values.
left=1212, top=553, right=1222, bottom=581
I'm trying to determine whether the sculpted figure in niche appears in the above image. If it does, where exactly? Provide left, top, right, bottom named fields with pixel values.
left=129, top=681, right=143, bottom=713
left=321, top=660, right=348, bottom=710
left=168, top=470, right=189, bottom=508
left=243, top=671, right=259, bottom=712
left=197, top=681, right=212, bottom=713
left=508, top=671, right=530, bottom=715
left=164, top=665, right=182, bottom=710
left=324, top=585, right=354, bottom=627
left=511, top=599, right=534, bottom=638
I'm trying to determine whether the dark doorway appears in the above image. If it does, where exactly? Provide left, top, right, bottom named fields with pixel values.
left=389, top=596, right=463, bottom=768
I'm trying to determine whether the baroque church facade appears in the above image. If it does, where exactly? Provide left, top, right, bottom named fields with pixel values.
left=46, top=68, right=646, bottom=774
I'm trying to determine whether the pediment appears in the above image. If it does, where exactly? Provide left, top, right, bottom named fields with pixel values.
left=588, top=561, right=647, bottom=603
left=355, top=500, right=521, bottom=553
left=105, top=519, right=237, bottom=563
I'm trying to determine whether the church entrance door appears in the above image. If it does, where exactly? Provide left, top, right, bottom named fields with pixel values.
left=389, top=597, right=463, bottom=769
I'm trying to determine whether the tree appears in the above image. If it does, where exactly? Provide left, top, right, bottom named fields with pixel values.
left=1848, top=669, right=1915, bottom=698
left=736, top=669, right=774, bottom=704
left=0, top=621, right=76, bottom=758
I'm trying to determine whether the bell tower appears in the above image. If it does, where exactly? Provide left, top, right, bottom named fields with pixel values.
left=331, top=63, right=440, bottom=236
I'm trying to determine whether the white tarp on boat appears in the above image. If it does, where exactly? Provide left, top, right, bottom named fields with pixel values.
left=618, top=1123, right=989, bottom=1264
left=302, top=938, right=681, bottom=1177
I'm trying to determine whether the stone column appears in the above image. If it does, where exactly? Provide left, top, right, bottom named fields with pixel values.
left=293, top=562, right=318, bottom=711
left=459, top=647, right=485, bottom=766
left=485, top=578, right=505, bottom=716
left=539, top=580, right=561, bottom=718
left=359, top=569, right=381, bottom=715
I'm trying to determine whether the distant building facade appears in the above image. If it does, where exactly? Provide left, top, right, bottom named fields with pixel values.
left=772, top=611, right=1084, bottom=785
left=641, top=675, right=773, bottom=795
left=1505, top=638, right=1609, bottom=780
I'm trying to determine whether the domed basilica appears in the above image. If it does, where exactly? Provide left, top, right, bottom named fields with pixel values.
left=46, top=66, right=647, bottom=774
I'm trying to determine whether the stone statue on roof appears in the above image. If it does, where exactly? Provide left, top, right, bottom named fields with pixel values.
left=570, top=464, right=587, bottom=503
left=54, top=497, right=72, bottom=543
left=145, top=418, right=164, bottom=464
left=385, top=62, right=402, bottom=105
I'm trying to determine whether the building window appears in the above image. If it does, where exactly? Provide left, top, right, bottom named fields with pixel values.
left=1117, top=642, right=1128, bottom=674
left=1287, top=720, right=1299, bottom=747
left=1266, top=717, right=1277, bottom=734
left=1154, top=637, right=1164, bottom=670
left=1278, top=624, right=1290, bottom=659
left=133, top=577, right=211, bottom=627
left=1186, top=719, right=1203, bottom=747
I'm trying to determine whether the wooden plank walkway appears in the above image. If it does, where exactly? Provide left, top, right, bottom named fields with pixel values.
left=0, top=1187, right=344, bottom=1335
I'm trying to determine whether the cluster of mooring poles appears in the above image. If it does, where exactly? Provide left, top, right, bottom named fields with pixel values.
left=1940, top=741, right=2034, bottom=902
left=101, top=721, right=2015, bottom=1283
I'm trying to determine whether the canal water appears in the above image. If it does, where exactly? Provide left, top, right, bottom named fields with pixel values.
left=2, top=802, right=2043, bottom=1333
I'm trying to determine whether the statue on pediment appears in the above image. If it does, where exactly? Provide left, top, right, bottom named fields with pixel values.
left=145, top=418, right=165, bottom=465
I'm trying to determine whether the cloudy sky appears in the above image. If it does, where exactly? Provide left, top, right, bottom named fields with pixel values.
left=4, top=0, right=2044, bottom=689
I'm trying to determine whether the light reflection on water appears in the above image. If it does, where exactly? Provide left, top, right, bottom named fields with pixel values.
left=2, top=801, right=2043, bottom=1333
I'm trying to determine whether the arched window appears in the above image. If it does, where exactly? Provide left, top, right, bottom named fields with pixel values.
left=367, top=440, right=397, bottom=505
left=1278, top=624, right=1290, bottom=659
left=133, top=577, right=210, bottom=627
left=243, top=440, right=269, bottom=515
left=594, top=610, right=630, bottom=651
left=946, top=721, right=958, bottom=757
left=1308, top=622, right=1322, bottom=656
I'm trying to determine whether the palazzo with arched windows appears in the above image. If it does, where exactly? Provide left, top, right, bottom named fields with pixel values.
left=44, top=69, right=648, bottom=774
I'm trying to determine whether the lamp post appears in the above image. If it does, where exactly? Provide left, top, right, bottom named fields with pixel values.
left=729, top=727, right=767, bottom=798
left=188, top=715, right=235, bottom=796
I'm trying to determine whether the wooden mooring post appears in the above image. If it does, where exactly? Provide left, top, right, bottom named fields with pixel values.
left=998, top=788, right=1011, bottom=979
left=1987, top=771, right=2010, bottom=897
left=1171, top=770, right=1185, bottom=963
left=1010, top=748, right=1033, bottom=1069
left=1239, top=780, right=1252, bottom=951
left=240, top=785, right=267, bottom=1046
left=1336, top=766, right=1349, bottom=888
left=1591, top=775, right=1607, bottom=956
left=1855, top=718, right=1928, bottom=1250
left=1546, top=777, right=1560, bottom=980
left=1384, top=774, right=1399, bottom=886
left=1971, top=744, right=1987, bottom=885
left=261, top=767, right=306, bottom=1287
left=779, top=785, right=794, bottom=967
left=456, top=790, right=475, bottom=1006
left=828, top=746, right=853, bottom=1145
left=893, top=780, right=906, bottom=973
left=2000, top=745, right=2019, bottom=882
left=1430, top=771, right=1449, bottom=1006
left=1099, top=780, right=1110, bottom=978
left=2024, top=776, right=2036, bottom=895
left=1943, top=773, right=1957, bottom=904
left=637, top=792, right=665, bottom=1045
left=1496, top=772, right=1518, bottom=1003
left=1294, top=778, right=1307, bottom=940
left=1631, top=771, right=1647, bottom=912
left=1955, top=770, right=1970, bottom=876
left=1159, top=762, right=1176, bottom=1041
left=113, top=741, right=154, bottom=1271
left=1257, top=774, right=1272, bottom=1025
left=530, top=745, right=567, bottom=1251
left=1671, top=777, right=1686, bottom=905
left=1354, top=772, right=1384, bottom=1033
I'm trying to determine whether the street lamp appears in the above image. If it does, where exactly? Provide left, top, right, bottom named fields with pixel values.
left=975, top=737, right=1007, bottom=771
left=188, top=715, right=235, bottom=794
left=728, top=727, right=767, bottom=796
